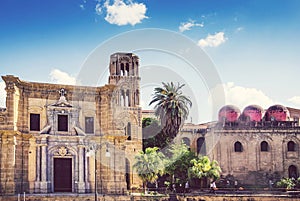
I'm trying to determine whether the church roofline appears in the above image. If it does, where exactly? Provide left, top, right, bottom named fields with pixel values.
left=1, top=75, right=117, bottom=92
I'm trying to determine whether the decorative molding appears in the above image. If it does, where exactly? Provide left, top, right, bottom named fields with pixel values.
left=54, top=146, right=72, bottom=157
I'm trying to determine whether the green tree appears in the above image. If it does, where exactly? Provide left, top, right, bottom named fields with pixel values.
left=149, top=82, right=192, bottom=143
left=142, top=117, right=165, bottom=150
left=189, top=156, right=222, bottom=188
left=142, top=117, right=174, bottom=150
left=133, top=147, right=166, bottom=193
left=164, top=142, right=197, bottom=186
left=276, top=177, right=296, bottom=190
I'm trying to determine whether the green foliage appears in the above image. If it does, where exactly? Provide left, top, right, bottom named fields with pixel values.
left=164, top=143, right=197, bottom=184
left=142, top=117, right=168, bottom=150
left=276, top=177, right=296, bottom=189
left=189, top=156, right=222, bottom=181
left=149, top=82, right=192, bottom=141
left=142, top=117, right=159, bottom=128
left=133, top=147, right=166, bottom=192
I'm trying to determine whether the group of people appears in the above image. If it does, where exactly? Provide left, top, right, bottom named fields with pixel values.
left=170, top=179, right=242, bottom=194
left=210, top=180, right=240, bottom=194
left=172, top=181, right=190, bottom=193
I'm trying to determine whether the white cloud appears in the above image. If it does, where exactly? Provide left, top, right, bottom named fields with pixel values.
left=179, top=20, right=204, bottom=32
left=223, top=82, right=275, bottom=109
left=198, top=32, right=227, bottom=48
left=235, top=26, right=244, bottom=33
left=79, top=4, right=85, bottom=10
left=288, top=96, right=300, bottom=105
left=100, top=0, right=147, bottom=26
left=210, top=82, right=275, bottom=111
left=50, top=69, right=76, bottom=85
left=95, top=3, right=102, bottom=15
left=0, top=81, right=6, bottom=108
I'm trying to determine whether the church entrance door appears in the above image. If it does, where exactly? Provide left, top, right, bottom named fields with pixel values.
left=54, top=158, right=72, bottom=192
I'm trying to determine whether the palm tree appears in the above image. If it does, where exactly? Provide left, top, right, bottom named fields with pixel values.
left=149, top=82, right=192, bottom=142
left=189, top=156, right=222, bottom=189
left=133, top=147, right=165, bottom=193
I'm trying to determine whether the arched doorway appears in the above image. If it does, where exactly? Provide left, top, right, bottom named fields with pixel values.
left=288, top=165, right=298, bottom=178
left=125, top=158, right=131, bottom=190
left=197, top=137, right=206, bottom=155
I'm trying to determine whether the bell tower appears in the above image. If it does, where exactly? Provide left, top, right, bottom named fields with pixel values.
left=108, top=53, right=140, bottom=107
left=107, top=53, right=143, bottom=191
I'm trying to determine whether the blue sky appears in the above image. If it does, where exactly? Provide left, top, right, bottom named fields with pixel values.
left=1, top=0, right=300, bottom=123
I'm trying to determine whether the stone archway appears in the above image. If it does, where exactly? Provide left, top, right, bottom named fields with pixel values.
left=197, top=137, right=206, bottom=155
left=288, top=165, right=298, bottom=178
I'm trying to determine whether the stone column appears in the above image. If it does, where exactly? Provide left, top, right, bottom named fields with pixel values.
left=40, top=144, right=48, bottom=193
left=5, top=81, right=16, bottom=130
left=77, top=145, right=86, bottom=193
left=34, top=145, right=41, bottom=193
left=0, top=132, right=16, bottom=195
left=85, top=151, right=91, bottom=192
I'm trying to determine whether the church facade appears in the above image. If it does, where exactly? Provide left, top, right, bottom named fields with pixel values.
left=0, top=53, right=142, bottom=195
left=177, top=104, right=300, bottom=186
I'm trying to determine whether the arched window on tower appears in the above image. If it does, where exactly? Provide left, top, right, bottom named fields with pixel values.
left=234, top=141, right=243, bottom=152
left=121, top=63, right=125, bottom=76
left=131, top=63, right=135, bottom=76
left=135, top=62, right=139, bottom=75
left=126, top=122, right=131, bottom=140
left=125, top=90, right=130, bottom=107
left=260, top=141, right=269, bottom=152
left=120, top=90, right=125, bottom=106
left=135, top=89, right=139, bottom=105
left=126, top=63, right=129, bottom=76
left=288, top=141, right=296, bottom=152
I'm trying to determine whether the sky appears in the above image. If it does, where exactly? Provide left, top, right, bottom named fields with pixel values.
left=1, top=0, right=300, bottom=123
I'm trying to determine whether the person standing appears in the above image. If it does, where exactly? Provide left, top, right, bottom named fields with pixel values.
left=185, top=181, right=189, bottom=194
left=234, top=180, right=238, bottom=191
left=210, top=181, right=217, bottom=194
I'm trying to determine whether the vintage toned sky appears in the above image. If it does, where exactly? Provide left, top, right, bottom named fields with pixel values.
left=1, top=0, right=300, bottom=123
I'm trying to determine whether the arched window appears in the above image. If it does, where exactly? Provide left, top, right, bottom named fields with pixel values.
left=126, top=122, right=131, bottom=140
left=125, top=63, right=130, bottom=76
left=260, top=141, right=269, bottom=152
left=197, top=137, right=206, bottom=155
left=288, top=141, right=296, bottom=152
left=182, top=137, right=190, bottom=147
left=288, top=165, right=298, bottom=178
left=121, top=63, right=125, bottom=76
left=125, top=90, right=130, bottom=107
left=234, top=141, right=243, bottom=152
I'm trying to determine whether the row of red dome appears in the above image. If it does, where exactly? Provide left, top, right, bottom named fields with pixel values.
left=218, top=105, right=290, bottom=122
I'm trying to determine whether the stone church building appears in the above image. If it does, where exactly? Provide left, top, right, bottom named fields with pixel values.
left=2, top=51, right=300, bottom=196
left=0, top=53, right=142, bottom=195
left=178, top=104, right=300, bottom=186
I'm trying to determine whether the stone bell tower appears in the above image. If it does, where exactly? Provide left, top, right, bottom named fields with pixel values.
left=108, top=52, right=140, bottom=108
left=107, top=53, right=143, bottom=191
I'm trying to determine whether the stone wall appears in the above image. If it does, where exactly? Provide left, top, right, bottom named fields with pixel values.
left=177, top=124, right=300, bottom=186
left=0, top=194, right=299, bottom=201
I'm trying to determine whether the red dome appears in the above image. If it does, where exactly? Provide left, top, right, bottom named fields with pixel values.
left=241, top=105, right=264, bottom=122
left=218, top=105, right=241, bottom=122
left=265, top=105, right=290, bottom=121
